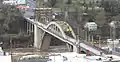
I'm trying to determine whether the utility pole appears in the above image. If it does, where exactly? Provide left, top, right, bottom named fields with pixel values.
left=109, top=21, right=117, bottom=51
left=84, top=25, right=88, bottom=41
left=10, top=37, right=13, bottom=62
left=112, top=27, right=115, bottom=51
left=98, top=35, right=101, bottom=47
left=92, top=34, right=94, bottom=45
left=78, top=27, right=81, bottom=53
left=64, top=6, right=68, bottom=22
left=112, top=27, right=116, bottom=40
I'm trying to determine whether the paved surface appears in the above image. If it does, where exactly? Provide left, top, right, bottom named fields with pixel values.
left=4, top=45, right=69, bottom=62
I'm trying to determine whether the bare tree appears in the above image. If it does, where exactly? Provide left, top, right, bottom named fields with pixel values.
left=101, top=0, right=119, bottom=16
left=48, top=0, right=57, bottom=7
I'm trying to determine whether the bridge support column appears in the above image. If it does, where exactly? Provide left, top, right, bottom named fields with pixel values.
left=31, top=24, right=34, bottom=32
left=66, top=43, right=73, bottom=52
left=73, top=46, right=80, bottom=53
left=34, top=24, right=44, bottom=49
left=40, top=34, right=52, bottom=51
left=26, top=22, right=29, bottom=34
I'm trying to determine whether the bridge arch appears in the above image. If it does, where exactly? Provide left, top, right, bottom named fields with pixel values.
left=35, top=21, right=77, bottom=51
left=46, top=21, right=66, bottom=38
left=46, top=21, right=76, bottom=39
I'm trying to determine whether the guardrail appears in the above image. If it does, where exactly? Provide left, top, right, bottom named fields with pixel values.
left=83, top=40, right=108, bottom=54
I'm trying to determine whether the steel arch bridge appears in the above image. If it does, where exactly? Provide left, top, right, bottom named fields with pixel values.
left=25, top=17, right=108, bottom=55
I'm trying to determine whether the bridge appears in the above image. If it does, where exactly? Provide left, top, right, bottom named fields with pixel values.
left=23, top=8, right=108, bottom=56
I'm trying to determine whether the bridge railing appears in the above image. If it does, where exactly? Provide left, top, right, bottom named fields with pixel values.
left=49, top=28, right=62, bottom=37
left=112, top=51, right=120, bottom=56
left=82, top=40, right=108, bottom=54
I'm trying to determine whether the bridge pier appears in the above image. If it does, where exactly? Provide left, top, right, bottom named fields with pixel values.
left=66, top=43, right=73, bottom=52
left=34, top=24, right=44, bottom=49
left=73, top=46, right=80, bottom=53
left=40, top=33, right=52, bottom=51
left=34, top=24, right=52, bottom=50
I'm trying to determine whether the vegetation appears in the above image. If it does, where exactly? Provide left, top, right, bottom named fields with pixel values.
left=48, top=0, right=57, bottom=7
left=41, top=0, right=120, bottom=39
left=0, top=3, right=32, bottom=48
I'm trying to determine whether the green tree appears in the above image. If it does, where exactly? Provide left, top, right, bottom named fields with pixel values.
left=48, top=0, right=57, bottom=7
left=101, top=0, right=119, bottom=16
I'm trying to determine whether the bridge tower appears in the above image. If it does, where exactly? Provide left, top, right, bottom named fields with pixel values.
left=34, top=8, right=52, bottom=49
